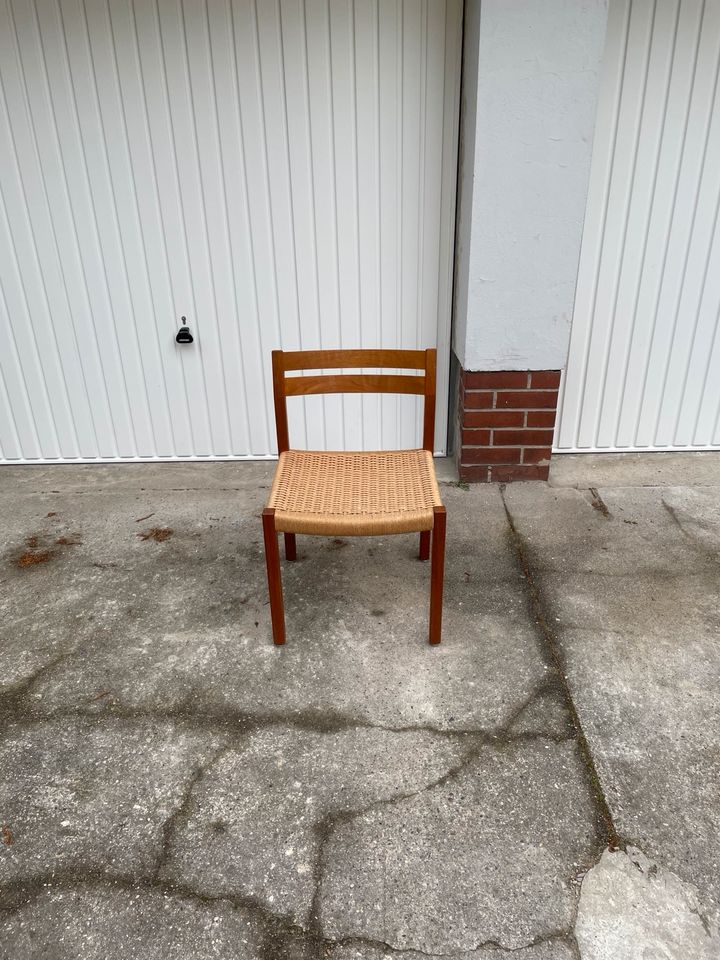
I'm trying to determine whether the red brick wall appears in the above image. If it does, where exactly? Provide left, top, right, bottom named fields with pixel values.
left=457, top=370, right=560, bottom=482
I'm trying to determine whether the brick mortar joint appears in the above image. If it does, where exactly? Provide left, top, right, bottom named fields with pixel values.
left=463, top=387, right=559, bottom=393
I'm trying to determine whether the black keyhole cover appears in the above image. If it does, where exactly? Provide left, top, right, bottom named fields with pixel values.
left=176, top=318, right=194, bottom=344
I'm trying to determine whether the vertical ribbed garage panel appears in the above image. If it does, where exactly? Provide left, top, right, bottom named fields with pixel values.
left=0, top=0, right=461, bottom=461
left=557, top=0, right=720, bottom=452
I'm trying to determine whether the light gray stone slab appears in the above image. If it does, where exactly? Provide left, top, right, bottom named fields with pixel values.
left=575, top=847, right=720, bottom=960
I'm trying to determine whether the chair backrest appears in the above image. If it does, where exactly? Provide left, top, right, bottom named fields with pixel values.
left=272, top=348, right=437, bottom=453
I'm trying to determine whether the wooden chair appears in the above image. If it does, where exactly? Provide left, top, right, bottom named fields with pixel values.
left=262, top=348, right=446, bottom=646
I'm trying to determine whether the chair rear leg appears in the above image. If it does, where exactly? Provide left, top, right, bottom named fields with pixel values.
left=418, top=530, right=430, bottom=561
left=284, top=533, right=297, bottom=561
left=262, top=509, right=286, bottom=645
left=429, top=506, right=446, bottom=645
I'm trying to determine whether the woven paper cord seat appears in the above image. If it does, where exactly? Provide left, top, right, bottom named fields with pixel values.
left=267, top=449, right=443, bottom=536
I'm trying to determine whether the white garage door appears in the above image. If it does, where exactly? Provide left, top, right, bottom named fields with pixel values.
left=556, top=0, right=720, bottom=452
left=0, top=0, right=461, bottom=462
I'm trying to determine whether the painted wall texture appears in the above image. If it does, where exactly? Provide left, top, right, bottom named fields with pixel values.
left=453, top=0, right=609, bottom=372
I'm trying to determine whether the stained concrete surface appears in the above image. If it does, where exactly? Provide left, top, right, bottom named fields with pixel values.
left=549, top=450, right=720, bottom=488
left=0, top=460, right=718, bottom=958
left=503, top=481, right=720, bottom=905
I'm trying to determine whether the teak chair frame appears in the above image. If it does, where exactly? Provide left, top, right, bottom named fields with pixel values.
left=262, top=348, right=445, bottom=646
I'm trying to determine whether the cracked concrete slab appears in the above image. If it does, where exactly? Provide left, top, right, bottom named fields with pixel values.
left=320, top=740, right=598, bottom=953
left=575, top=847, right=720, bottom=959
left=0, top=718, right=226, bottom=883
left=2, top=462, right=717, bottom=958
left=504, top=483, right=720, bottom=906
left=0, top=884, right=268, bottom=960
left=162, top=725, right=473, bottom=927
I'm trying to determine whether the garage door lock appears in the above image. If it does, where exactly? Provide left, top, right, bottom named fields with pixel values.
left=176, top=318, right=194, bottom=344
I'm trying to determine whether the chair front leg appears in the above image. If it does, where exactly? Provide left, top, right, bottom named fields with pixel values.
left=418, top=530, right=430, bottom=561
left=428, top=506, right=446, bottom=645
left=262, top=509, right=286, bottom=645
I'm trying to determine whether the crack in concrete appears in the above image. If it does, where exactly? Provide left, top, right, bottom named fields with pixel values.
left=662, top=500, right=720, bottom=566
left=142, top=724, right=566, bottom=941
left=0, top=710, right=574, bottom=946
left=305, top=723, right=579, bottom=950
left=0, top=871, right=576, bottom=959
left=588, top=488, right=611, bottom=518
left=499, top=677, right=574, bottom=740
left=689, top=904, right=714, bottom=939
left=0, top=700, right=574, bottom=744
left=0, top=716, right=592, bottom=960
left=153, top=741, right=235, bottom=882
left=0, top=614, right=128, bottom=727
left=567, top=931, right=582, bottom=960
left=0, top=695, right=580, bottom=952
left=0, top=872, right=314, bottom=958
left=319, top=929, right=578, bottom=957
left=0, top=872, right=272, bottom=918
left=0, top=639, right=95, bottom=722
left=563, top=845, right=606, bottom=956
left=500, top=486, right=619, bottom=850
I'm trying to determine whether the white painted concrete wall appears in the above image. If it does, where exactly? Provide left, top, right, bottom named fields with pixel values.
left=453, top=0, right=609, bottom=372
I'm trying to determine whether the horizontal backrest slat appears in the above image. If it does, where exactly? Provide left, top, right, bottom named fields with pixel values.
left=284, top=373, right=426, bottom=397
left=280, top=348, right=426, bottom=372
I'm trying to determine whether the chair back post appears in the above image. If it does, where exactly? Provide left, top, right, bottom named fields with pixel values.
left=272, top=350, right=290, bottom=453
left=422, top=348, right=436, bottom=452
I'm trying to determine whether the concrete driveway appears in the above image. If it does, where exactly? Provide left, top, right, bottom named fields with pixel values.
left=0, top=455, right=719, bottom=959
